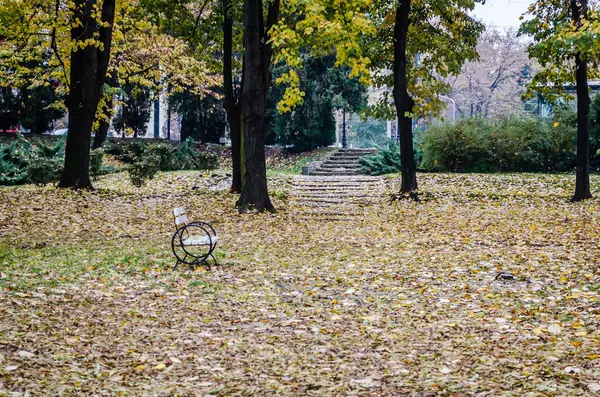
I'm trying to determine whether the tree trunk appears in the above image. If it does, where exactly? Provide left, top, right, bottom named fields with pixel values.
left=223, top=0, right=243, bottom=193
left=59, top=0, right=115, bottom=189
left=229, top=108, right=242, bottom=192
left=93, top=72, right=117, bottom=149
left=393, top=0, right=417, bottom=193
left=236, top=0, right=278, bottom=212
left=571, top=0, right=593, bottom=201
left=93, top=96, right=113, bottom=149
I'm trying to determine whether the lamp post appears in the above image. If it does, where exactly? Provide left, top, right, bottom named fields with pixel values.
left=341, top=109, right=347, bottom=148
left=439, top=95, right=456, bottom=120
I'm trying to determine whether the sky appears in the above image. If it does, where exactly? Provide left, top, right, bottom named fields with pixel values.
left=472, top=0, right=532, bottom=30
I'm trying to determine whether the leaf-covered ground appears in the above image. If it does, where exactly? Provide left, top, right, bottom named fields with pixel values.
left=1, top=172, right=600, bottom=395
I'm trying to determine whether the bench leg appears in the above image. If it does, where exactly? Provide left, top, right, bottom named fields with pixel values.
left=173, top=253, right=189, bottom=271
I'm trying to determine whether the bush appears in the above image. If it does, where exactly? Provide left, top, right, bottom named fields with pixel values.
left=90, top=148, right=105, bottom=178
left=174, top=140, right=219, bottom=170
left=34, top=138, right=65, bottom=159
left=27, top=157, right=63, bottom=185
left=0, top=156, right=29, bottom=185
left=0, top=135, right=30, bottom=185
left=359, top=143, right=402, bottom=175
left=104, top=139, right=219, bottom=171
left=420, top=118, right=486, bottom=172
left=25, top=137, right=66, bottom=185
left=148, top=143, right=177, bottom=171
left=128, top=154, right=160, bottom=187
left=419, top=116, right=577, bottom=173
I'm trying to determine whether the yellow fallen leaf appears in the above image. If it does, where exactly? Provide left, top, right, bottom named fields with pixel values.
left=533, top=328, right=543, bottom=335
left=154, top=363, right=167, bottom=370
left=135, top=364, right=146, bottom=371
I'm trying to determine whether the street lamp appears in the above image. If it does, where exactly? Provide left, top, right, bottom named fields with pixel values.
left=439, top=95, right=456, bottom=120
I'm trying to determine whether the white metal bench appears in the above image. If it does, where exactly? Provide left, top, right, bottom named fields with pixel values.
left=171, top=207, right=218, bottom=270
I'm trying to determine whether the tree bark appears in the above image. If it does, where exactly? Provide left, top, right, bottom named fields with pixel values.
left=393, top=0, right=418, bottom=193
left=236, top=0, right=278, bottom=212
left=571, top=0, right=593, bottom=201
left=92, top=98, right=112, bottom=150
left=223, top=0, right=243, bottom=193
left=59, top=0, right=115, bottom=189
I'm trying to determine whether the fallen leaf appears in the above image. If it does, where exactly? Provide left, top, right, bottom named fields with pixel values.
left=548, top=324, right=562, bottom=335
left=17, top=350, right=35, bottom=359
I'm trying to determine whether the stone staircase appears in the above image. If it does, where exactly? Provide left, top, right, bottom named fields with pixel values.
left=290, top=175, right=385, bottom=222
left=304, top=148, right=377, bottom=176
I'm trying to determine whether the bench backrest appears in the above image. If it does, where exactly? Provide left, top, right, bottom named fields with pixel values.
left=173, top=207, right=188, bottom=228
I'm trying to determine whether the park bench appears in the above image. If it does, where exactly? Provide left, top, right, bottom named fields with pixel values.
left=171, top=207, right=218, bottom=270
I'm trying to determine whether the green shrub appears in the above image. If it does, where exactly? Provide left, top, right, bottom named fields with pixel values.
left=90, top=148, right=105, bottom=178
left=34, top=138, right=65, bottom=159
left=104, top=140, right=130, bottom=162
left=0, top=157, right=29, bottom=185
left=174, top=140, right=219, bottom=170
left=538, top=106, right=577, bottom=172
left=359, top=142, right=402, bottom=175
left=148, top=143, right=177, bottom=171
left=128, top=154, right=160, bottom=187
left=25, top=136, right=66, bottom=185
left=420, top=118, right=487, bottom=172
left=27, top=157, right=63, bottom=185
left=105, top=139, right=219, bottom=171
left=419, top=116, right=577, bottom=173
left=0, top=135, right=31, bottom=185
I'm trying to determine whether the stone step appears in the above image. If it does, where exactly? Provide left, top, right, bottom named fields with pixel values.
left=339, top=149, right=377, bottom=154
left=293, top=180, right=378, bottom=185
left=294, top=195, right=381, bottom=200
left=296, top=210, right=358, bottom=217
left=293, top=185, right=380, bottom=190
left=294, top=175, right=379, bottom=180
left=293, top=186, right=369, bottom=191
left=295, top=216, right=356, bottom=222
left=321, top=160, right=362, bottom=165
left=295, top=202, right=356, bottom=208
left=294, top=180, right=380, bottom=184
left=293, top=198, right=346, bottom=204
left=329, top=155, right=366, bottom=160
left=310, top=170, right=363, bottom=176
left=320, top=163, right=361, bottom=169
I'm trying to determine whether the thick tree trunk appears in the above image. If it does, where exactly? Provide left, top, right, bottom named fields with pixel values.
left=393, top=0, right=417, bottom=193
left=236, top=0, right=278, bottom=212
left=59, top=0, right=115, bottom=189
left=223, top=0, right=243, bottom=193
left=571, top=0, right=593, bottom=201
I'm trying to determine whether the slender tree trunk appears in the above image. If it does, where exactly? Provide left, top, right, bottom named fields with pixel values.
left=223, top=0, right=243, bottom=193
left=59, top=0, right=115, bottom=189
left=393, top=0, right=417, bottom=193
left=229, top=109, right=242, bottom=191
left=93, top=72, right=117, bottom=149
left=236, top=0, right=278, bottom=212
left=93, top=101, right=111, bottom=150
left=571, top=0, right=593, bottom=201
